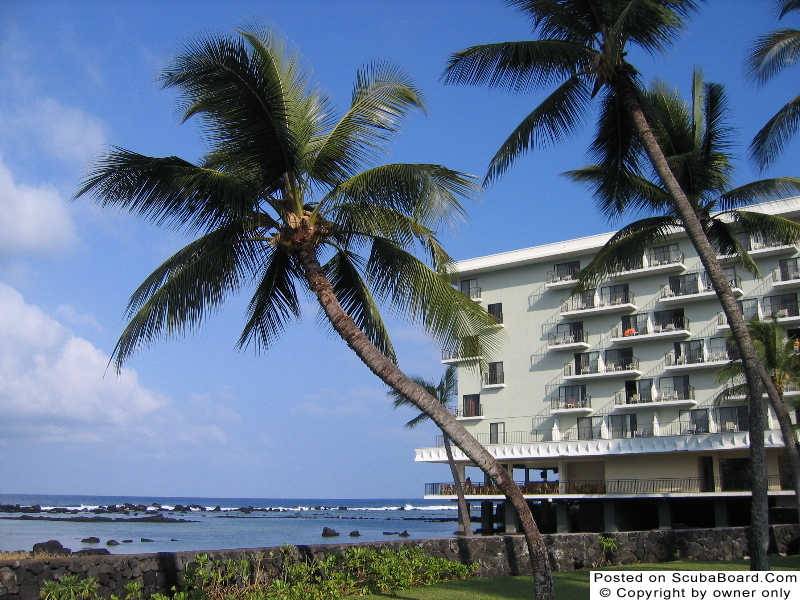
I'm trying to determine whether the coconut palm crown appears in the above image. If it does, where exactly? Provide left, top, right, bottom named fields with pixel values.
left=565, top=70, right=800, bottom=292
left=746, top=0, right=800, bottom=170
left=76, top=26, right=495, bottom=369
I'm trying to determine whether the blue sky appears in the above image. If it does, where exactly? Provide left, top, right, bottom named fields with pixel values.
left=0, top=0, right=797, bottom=499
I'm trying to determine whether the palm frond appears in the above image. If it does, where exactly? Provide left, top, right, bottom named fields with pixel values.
left=307, top=62, right=426, bottom=188
left=703, top=217, right=760, bottom=277
left=113, top=223, right=253, bottom=368
left=75, top=149, right=266, bottom=234
left=718, top=177, right=800, bottom=211
left=573, top=215, right=679, bottom=292
left=745, top=28, right=800, bottom=85
left=237, top=245, right=303, bottom=353
left=486, top=74, right=592, bottom=183
left=442, top=39, right=593, bottom=92
left=749, top=93, right=800, bottom=171
left=608, top=0, right=702, bottom=57
left=364, top=239, right=502, bottom=361
left=160, top=26, right=311, bottom=194
left=320, top=248, right=396, bottom=362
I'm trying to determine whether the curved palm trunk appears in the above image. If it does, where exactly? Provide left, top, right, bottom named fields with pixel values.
left=443, top=435, right=473, bottom=536
left=615, top=74, right=771, bottom=570
left=296, top=245, right=553, bottom=600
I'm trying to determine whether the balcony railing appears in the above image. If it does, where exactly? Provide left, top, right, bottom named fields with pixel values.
left=647, top=248, right=684, bottom=266
left=763, top=301, right=800, bottom=319
left=773, top=266, right=800, bottom=283
left=665, top=346, right=736, bottom=367
left=614, top=391, right=654, bottom=405
left=550, top=397, right=592, bottom=411
left=449, top=404, right=482, bottom=418
left=655, top=386, right=695, bottom=401
left=425, top=476, right=785, bottom=497
left=461, top=286, right=481, bottom=300
left=611, top=316, right=691, bottom=338
left=435, top=430, right=549, bottom=446
left=661, top=273, right=741, bottom=299
left=547, top=269, right=580, bottom=285
left=565, top=357, right=640, bottom=377
left=548, top=329, right=589, bottom=346
left=561, top=291, right=635, bottom=313
left=484, top=371, right=505, bottom=386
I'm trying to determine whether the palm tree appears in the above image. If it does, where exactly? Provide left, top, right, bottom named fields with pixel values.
left=443, top=0, right=786, bottom=568
left=75, top=26, right=554, bottom=599
left=389, top=366, right=473, bottom=537
left=746, top=0, right=800, bottom=171
left=566, top=70, right=800, bottom=522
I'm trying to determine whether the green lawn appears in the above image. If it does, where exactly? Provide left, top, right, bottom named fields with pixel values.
left=360, top=556, right=800, bottom=600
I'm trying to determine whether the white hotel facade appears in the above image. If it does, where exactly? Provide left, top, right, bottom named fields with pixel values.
left=415, top=198, right=800, bottom=535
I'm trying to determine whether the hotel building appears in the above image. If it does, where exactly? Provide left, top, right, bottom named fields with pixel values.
left=415, top=198, right=800, bottom=534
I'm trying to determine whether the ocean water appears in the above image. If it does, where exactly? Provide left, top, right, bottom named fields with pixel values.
left=0, top=494, right=466, bottom=555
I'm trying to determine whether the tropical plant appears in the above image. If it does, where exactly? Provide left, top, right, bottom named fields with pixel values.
left=564, top=69, right=800, bottom=520
left=75, top=25, right=552, bottom=599
left=388, top=365, right=473, bottom=537
left=716, top=316, right=800, bottom=520
left=442, top=0, right=783, bottom=569
left=746, top=0, right=800, bottom=170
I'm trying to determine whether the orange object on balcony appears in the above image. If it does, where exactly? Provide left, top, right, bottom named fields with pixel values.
left=624, top=328, right=637, bottom=336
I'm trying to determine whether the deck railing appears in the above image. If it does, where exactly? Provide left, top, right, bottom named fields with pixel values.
left=425, top=476, right=785, bottom=497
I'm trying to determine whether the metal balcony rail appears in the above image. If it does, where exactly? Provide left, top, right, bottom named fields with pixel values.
left=461, top=286, right=481, bottom=299
left=661, top=273, right=741, bottom=299
left=489, top=311, right=504, bottom=325
left=550, top=396, right=592, bottom=411
left=434, top=430, right=550, bottom=447
left=763, top=301, right=800, bottom=319
left=655, top=385, right=695, bottom=401
left=425, top=476, right=785, bottom=497
left=561, top=291, right=635, bottom=313
left=599, top=290, right=635, bottom=306
left=773, top=265, right=800, bottom=283
left=449, top=404, right=482, bottom=418
left=565, top=356, right=640, bottom=377
left=484, top=371, right=505, bottom=386
left=547, top=268, right=580, bottom=284
left=612, top=316, right=691, bottom=338
left=614, top=391, right=654, bottom=405
left=548, top=329, right=589, bottom=346
left=665, top=345, right=735, bottom=366
left=647, top=248, right=684, bottom=266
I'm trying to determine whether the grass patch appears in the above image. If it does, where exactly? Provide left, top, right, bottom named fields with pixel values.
left=359, top=556, right=800, bottom=600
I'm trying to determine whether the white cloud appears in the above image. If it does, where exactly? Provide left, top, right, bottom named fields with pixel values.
left=0, top=156, right=77, bottom=259
left=3, top=98, right=107, bottom=166
left=0, top=281, right=167, bottom=442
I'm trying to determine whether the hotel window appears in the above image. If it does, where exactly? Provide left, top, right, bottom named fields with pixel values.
left=461, top=394, right=481, bottom=418
left=487, top=302, right=503, bottom=324
left=489, top=422, right=506, bottom=444
left=554, top=260, right=580, bottom=280
left=654, top=308, right=684, bottom=330
left=624, top=378, right=652, bottom=403
left=459, top=279, right=480, bottom=299
left=487, top=361, right=504, bottom=385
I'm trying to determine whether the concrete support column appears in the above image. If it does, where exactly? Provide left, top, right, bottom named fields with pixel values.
left=556, top=503, right=570, bottom=533
left=503, top=500, right=518, bottom=534
left=480, top=501, right=494, bottom=535
left=714, top=499, right=729, bottom=528
left=657, top=499, right=672, bottom=530
left=603, top=500, right=618, bottom=533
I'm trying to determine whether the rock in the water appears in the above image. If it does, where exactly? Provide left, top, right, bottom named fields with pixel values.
left=321, top=527, right=339, bottom=537
left=74, top=549, right=110, bottom=556
left=122, top=540, right=133, bottom=543
left=349, top=531, right=360, bottom=537
left=81, top=537, right=100, bottom=544
left=399, top=530, right=410, bottom=537
left=141, top=538, right=154, bottom=543
left=106, top=540, right=120, bottom=546
left=33, top=540, right=70, bottom=555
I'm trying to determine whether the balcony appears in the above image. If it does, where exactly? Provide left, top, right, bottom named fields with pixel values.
left=564, top=357, right=641, bottom=380
left=660, top=273, right=743, bottom=304
left=610, top=317, right=691, bottom=343
left=549, top=396, right=593, bottom=415
left=449, top=404, right=483, bottom=420
left=546, top=269, right=580, bottom=289
left=612, top=248, right=686, bottom=279
left=763, top=301, right=800, bottom=324
left=435, top=429, right=550, bottom=447
left=425, top=475, right=785, bottom=497
left=561, top=291, right=637, bottom=318
left=772, top=266, right=800, bottom=289
left=441, top=348, right=481, bottom=364
left=460, top=286, right=482, bottom=302
left=547, top=329, right=590, bottom=351
left=664, top=346, right=735, bottom=372
left=614, top=386, right=697, bottom=409
left=717, top=310, right=761, bottom=329
left=483, top=372, right=506, bottom=389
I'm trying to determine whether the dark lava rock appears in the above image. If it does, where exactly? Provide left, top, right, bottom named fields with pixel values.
left=81, top=537, right=100, bottom=544
left=106, top=540, right=120, bottom=546
left=321, top=527, right=339, bottom=537
left=213, top=506, right=221, bottom=512
left=239, top=506, right=253, bottom=514
left=383, top=532, right=399, bottom=536
left=74, top=549, right=110, bottom=556
left=349, top=531, right=360, bottom=537
left=141, top=538, right=154, bottom=542
left=399, top=530, right=410, bottom=537
left=122, top=540, right=133, bottom=543
left=33, top=540, right=70, bottom=555
left=338, top=506, right=347, bottom=511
